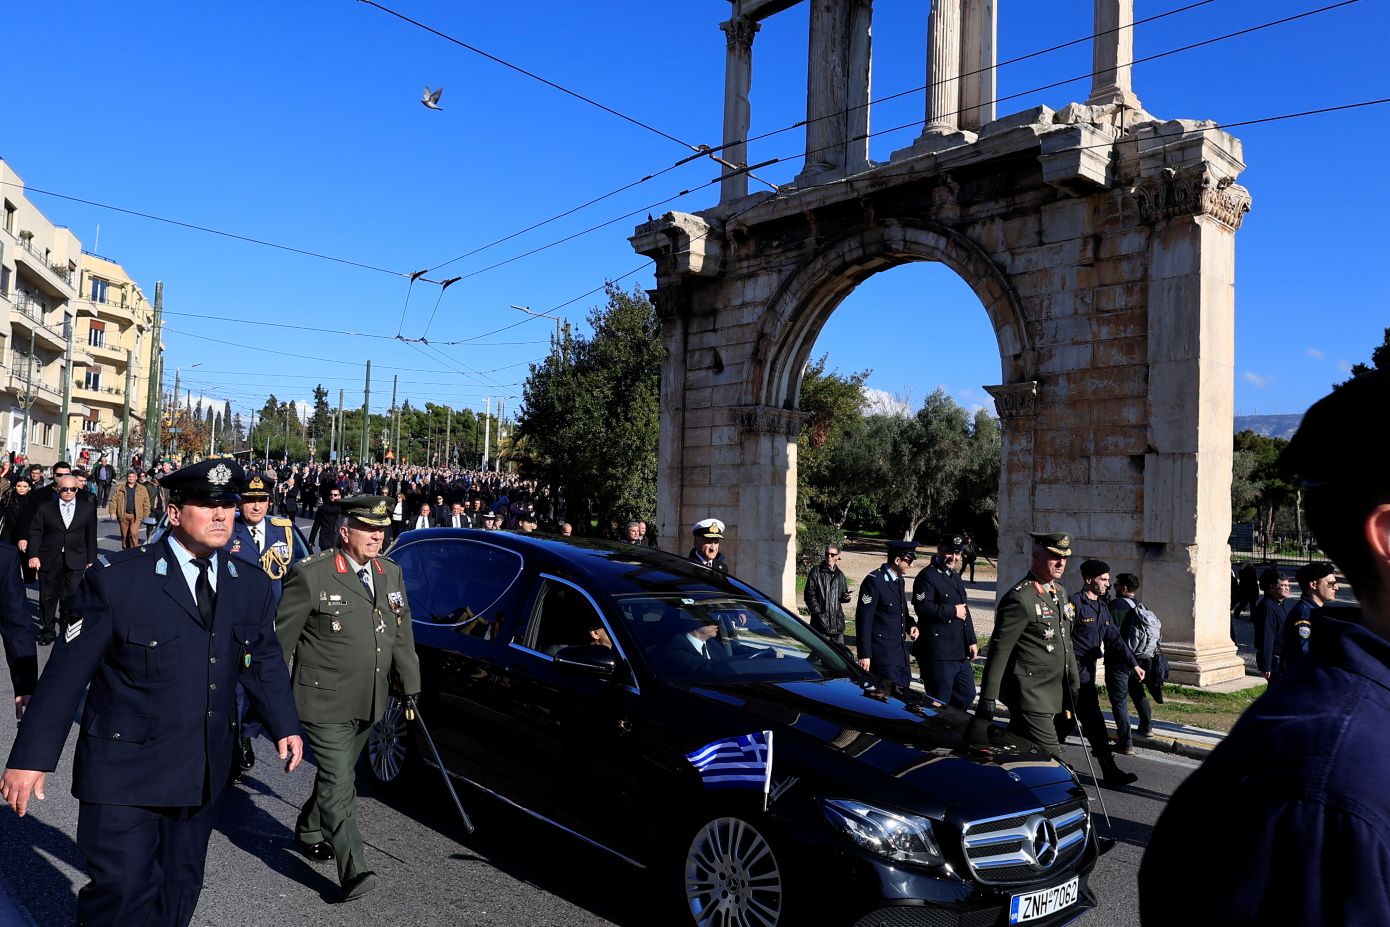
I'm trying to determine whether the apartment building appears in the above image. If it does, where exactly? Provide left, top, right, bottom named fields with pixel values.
left=1, top=160, right=158, bottom=470
left=74, top=252, right=156, bottom=463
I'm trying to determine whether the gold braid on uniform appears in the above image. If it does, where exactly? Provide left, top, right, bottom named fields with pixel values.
left=260, top=524, right=293, bottom=580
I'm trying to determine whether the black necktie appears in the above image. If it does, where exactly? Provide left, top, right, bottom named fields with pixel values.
left=192, top=558, right=216, bottom=626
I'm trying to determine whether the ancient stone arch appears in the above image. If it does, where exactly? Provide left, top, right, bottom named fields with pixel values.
left=631, top=0, right=1251, bottom=684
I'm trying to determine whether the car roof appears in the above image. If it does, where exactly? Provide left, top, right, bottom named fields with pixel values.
left=392, top=527, right=765, bottom=601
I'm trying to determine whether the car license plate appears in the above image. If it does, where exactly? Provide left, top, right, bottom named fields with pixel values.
left=1009, top=876, right=1079, bottom=924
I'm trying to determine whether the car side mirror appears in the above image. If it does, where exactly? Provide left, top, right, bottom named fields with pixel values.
left=553, top=644, right=618, bottom=676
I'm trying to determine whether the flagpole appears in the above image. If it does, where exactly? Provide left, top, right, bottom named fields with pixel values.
left=763, top=730, right=774, bottom=812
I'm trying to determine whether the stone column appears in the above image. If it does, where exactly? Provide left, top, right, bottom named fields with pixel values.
left=733, top=406, right=808, bottom=605
left=1134, top=158, right=1252, bottom=686
left=984, top=382, right=1039, bottom=594
left=924, top=0, right=963, bottom=133
left=719, top=17, right=760, bottom=203
left=1088, top=0, right=1142, bottom=109
left=844, top=0, right=873, bottom=175
left=958, top=0, right=996, bottom=131
left=801, top=0, right=851, bottom=180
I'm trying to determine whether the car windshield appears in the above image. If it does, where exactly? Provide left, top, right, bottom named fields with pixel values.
left=615, top=593, right=858, bottom=683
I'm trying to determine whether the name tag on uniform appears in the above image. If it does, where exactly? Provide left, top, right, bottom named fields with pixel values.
left=328, top=594, right=343, bottom=604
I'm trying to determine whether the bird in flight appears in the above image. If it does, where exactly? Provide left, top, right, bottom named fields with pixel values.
left=421, top=86, right=444, bottom=110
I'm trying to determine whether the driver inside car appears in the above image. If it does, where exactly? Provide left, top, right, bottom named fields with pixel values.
left=662, top=612, right=782, bottom=673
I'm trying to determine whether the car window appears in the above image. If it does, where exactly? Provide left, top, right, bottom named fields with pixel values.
left=520, top=578, right=606, bottom=656
left=388, top=544, right=433, bottom=620
left=405, top=538, right=523, bottom=629
left=617, top=593, right=856, bottom=683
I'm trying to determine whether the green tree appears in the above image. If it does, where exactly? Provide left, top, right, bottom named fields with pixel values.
left=1336, top=325, right=1390, bottom=386
left=797, top=354, right=871, bottom=528
left=515, top=284, right=662, bottom=532
left=1233, top=430, right=1294, bottom=544
left=310, top=385, right=332, bottom=454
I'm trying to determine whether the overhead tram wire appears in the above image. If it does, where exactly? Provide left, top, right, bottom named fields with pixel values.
left=546, top=96, right=1390, bottom=329
left=158, top=309, right=549, bottom=346
left=420, top=0, right=1226, bottom=277
left=0, top=182, right=407, bottom=278
left=403, top=0, right=1365, bottom=297
left=161, top=325, right=470, bottom=374
left=0, top=0, right=1235, bottom=294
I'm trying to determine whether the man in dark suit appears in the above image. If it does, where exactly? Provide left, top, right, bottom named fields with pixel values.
left=662, top=614, right=734, bottom=674
left=0, top=540, right=35, bottom=719
left=1, top=458, right=303, bottom=927
left=307, top=485, right=342, bottom=551
left=27, top=472, right=98, bottom=645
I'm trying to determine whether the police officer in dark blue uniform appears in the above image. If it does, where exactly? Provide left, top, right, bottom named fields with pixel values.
left=1140, top=368, right=1390, bottom=926
left=0, top=458, right=304, bottom=927
left=855, top=540, right=918, bottom=688
left=911, top=536, right=977, bottom=707
left=1282, top=560, right=1338, bottom=670
left=226, top=471, right=305, bottom=777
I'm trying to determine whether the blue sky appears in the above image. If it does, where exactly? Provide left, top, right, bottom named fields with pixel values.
left=2, top=0, right=1386, bottom=426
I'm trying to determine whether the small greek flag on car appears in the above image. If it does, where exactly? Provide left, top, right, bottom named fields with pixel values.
left=686, top=731, right=774, bottom=807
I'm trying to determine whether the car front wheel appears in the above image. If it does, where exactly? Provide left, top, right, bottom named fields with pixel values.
left=682, top=815, right=785, bottom=927
left=366, top=695, right=410, bottom=786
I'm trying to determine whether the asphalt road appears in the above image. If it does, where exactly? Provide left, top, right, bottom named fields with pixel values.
left=0, top=514, right=1196, bottom=927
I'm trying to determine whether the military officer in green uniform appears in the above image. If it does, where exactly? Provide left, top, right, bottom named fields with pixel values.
left=276, top=495, right=421, bottom=902
left=974, top=532, right=1081, bottom=757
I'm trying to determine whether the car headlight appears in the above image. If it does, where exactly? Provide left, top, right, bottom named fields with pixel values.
left=823, top=799, right=944, bottom=867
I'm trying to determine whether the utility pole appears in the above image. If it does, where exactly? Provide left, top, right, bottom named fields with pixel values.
left=118, top=348, right=134, bottom=471
left=336, top=388, right=345, bottom=463
left=359, top=360, right=371, bottom=464
left=18, top=325, right=36, bottom=461
left=142, top=281, right=163, bottom=465
left=482, top=397, right=491, bottom=472
left=58, top=317, right=74, bottom=462
left=444, top=406, right=452, bottom=468
left=390, top=375, right=399, bottom=456
left=283, top=405, right=290, bottom=462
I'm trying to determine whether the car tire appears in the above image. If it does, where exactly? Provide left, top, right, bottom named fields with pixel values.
left=679, top=813, right=788, bottom=927
left=364, top=695, right=412, bottom=787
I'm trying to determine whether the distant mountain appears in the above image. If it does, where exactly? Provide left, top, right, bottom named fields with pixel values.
left=1234, top=414, right=1303, bottom=439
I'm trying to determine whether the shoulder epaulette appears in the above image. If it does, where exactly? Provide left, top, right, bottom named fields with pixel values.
left=100, top=546, right=151, bottom=568
left=270, top=517, right=293, bottom=527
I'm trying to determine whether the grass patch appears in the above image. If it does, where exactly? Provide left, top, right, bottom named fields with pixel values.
left=795, top=575, right=807, bottom=595
left=1096, top=681, right=1264, bottom=733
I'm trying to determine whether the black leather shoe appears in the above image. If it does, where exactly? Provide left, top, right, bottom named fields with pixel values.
left=296, top=840, right=336, bottom=862
left=238, top=737, right=255, bottom=771
left=1102, top=765, right=1139, bottom=789
left=340, top=871, right=378, bottom=902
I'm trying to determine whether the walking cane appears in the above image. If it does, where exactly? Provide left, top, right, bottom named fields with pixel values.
left=404, top=696, right=475, bottom=835
left=1059, top=624, right=1115, bottom=854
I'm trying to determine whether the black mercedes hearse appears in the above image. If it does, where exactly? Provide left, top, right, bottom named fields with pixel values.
left=367, top=529, right=1097, bottom=927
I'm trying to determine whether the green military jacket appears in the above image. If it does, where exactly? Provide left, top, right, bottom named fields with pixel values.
left=979, top=573, right=1080, bottom=715
left=276, top=547, right=422, bottom=725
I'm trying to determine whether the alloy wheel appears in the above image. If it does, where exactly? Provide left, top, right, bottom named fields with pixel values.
left=367, top=695, right=408, bottom=783
left=684, top=816, right=784, bottom=927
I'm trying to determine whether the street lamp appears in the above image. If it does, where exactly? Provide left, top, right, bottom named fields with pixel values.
left=509, top=305, right=569, bottom=359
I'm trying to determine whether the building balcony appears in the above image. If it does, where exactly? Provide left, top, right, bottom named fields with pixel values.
left=12, top=237, right=77, bottom=299
left=85, top=341, right=128, bottom=365
left=76, top=297, right=138, bottom=325
left=11, top=298, right=69, bottom=351
left=5, top=370, right=62, bottom=412
left=73, top=383, right=126, bottom=408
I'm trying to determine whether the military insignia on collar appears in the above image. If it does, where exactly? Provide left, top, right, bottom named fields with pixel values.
left=861, top=593, right=872, bottom=605
left=155, top=558, right=169, bottom=576
left=65, top=619, right=83, bottom=642
left=208, top=463, right=232, bottom=486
